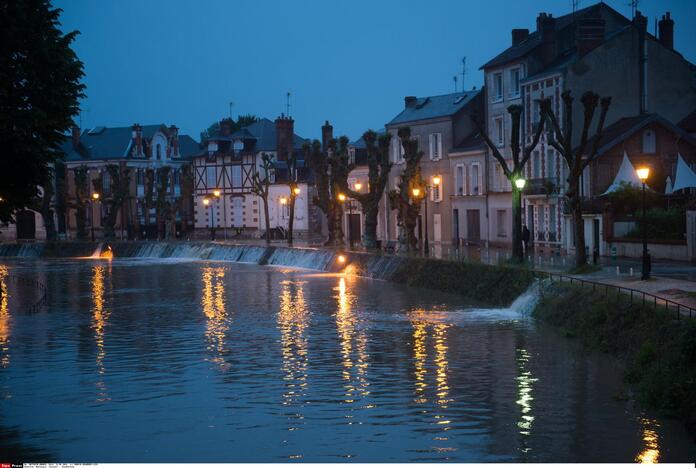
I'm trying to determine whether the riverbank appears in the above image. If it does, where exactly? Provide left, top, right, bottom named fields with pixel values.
left=535, top=281, right=696, bottom=438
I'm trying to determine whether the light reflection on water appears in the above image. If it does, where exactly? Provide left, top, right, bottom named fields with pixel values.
left=0, top=259, right=693, bottom=463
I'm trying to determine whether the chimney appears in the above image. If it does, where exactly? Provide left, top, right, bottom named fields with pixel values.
left=71, top=125, right=80, bottom=149
left=169, top=125, right=179, bottom=157
left=275, top=114, right=294, bottom=161
left=634, top=11, right=648, bottom=114
left=321, top=120, right=333, bottom=152
left=404, top=96, right=417, bottom=108
left=536, top=13, right=556, bottom=64
left=220, top=118, right=233, bottom=136
left=131, top=123, right=142, bottom=156
left=512, top=28, right=529, bottom=46
left=576, top=10, right=606, bottom=56
left=658, top=12, right=674, bottom=49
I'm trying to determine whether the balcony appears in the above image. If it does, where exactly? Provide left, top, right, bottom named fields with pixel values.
left=524, top=177, right=559, bottom=196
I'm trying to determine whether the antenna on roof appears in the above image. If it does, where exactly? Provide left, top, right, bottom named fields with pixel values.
left=629, top=0, right=639, bottom=18
left=572, top=0, right=579, bottom=13
left=460, top=57, right=467, bottom=92
left=79, top=107, right=89, bottom=130
left=229, top=101, right=234, bottom=119
left=286, top=91, right=291, bottom=117
left=453, top=75, right=458, bottom=93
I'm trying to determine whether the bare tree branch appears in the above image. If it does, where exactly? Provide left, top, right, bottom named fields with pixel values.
left=472, top=114, right=512, bottom=178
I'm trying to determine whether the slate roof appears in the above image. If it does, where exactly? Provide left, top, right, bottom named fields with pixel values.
left=349, top=128, right=386, bottom=149
left=60, top=124, right=199, bottom=162
left=450, top=132, right=486, bottom=153
left=678, top=109, right=696, bottom=134
left=388, top=90, right=481, bottom=126
left=481, top=2, right=629, bottom=70
left=582, top=113, right=696, bottom=157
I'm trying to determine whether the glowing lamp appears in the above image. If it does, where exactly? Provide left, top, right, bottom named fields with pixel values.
left=432, top=175, right=441, bottom=186
left=338, top=193, right=346, bottom=202
left=92, top=192, right=100, bottom=200
left=354, top=182, right=362, bottom=191
left=411, top=187, right=421, bottom=198
left=213, top=189, right=221, bottom=197
left=337, top=254, right=347, bottom=264
left=279, top=197, right=287, bottom=205
left=202, top=198, right=210, bottom=206
left=636, top=167, right=650, bottom=182
left=514, top=178, right=526, bottom=189
left=293, top=187, right=301, bottom=195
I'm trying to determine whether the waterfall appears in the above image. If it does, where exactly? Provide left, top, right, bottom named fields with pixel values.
left=90, top=243, right=104, bottom=258
left=451, top=281, right=541, bottom=323
left=0, top=243, right=44, bottom=257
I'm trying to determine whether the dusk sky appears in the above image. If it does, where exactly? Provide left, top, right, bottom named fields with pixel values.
left=55, top=0, right=696, bottom=142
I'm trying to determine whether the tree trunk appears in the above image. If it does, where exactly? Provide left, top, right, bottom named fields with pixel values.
left=287, top=198, right=295, bottom=245
left=362, top=204, right=379, bottom=250
left=511, top=185, right=523, bottom=262
left=572, top=194, right=587, bottom=267
left=263, top=197, right=270, bottom=244
left=41, top=182, right=56, bottom=241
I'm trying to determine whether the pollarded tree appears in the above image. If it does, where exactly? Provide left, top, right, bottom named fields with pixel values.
left=342, top=130, right=392, bottom=249
left=542, top=91, right=611, bottom=267
left=304, top=136, right=354, bottom=246
left=93, top=164, right=131, bottom=239
left=472, top=101, right=549, bottom=263
left=0, top=0, right=85, bottom=224
left=286, top=150, right=299, bottom=245
left=388, top=127, right=424, bottom=253
left=250, top=153, right=274, bottom=244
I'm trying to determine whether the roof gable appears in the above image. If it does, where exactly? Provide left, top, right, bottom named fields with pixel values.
left=388, top=90, right=481, bottom=126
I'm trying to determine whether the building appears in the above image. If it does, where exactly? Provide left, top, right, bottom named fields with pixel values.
left=192, top=116, right=316, bottom=239
left=383, top=90, right=484, bottom=251
left=480, top=2, right=696, bottom=253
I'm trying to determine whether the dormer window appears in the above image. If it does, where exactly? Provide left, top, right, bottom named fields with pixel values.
left=156, top=144, right=161, bottom=160
left=642, top=129, right=656, bottom=153
left=208, top=141, right=218, bottom=153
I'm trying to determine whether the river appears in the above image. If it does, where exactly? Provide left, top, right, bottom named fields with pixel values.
left=0, top=257, right=693, bottom=462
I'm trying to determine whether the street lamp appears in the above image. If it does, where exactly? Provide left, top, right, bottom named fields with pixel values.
left=419, top=175, right=441, bottom=256
left=91, top=192, right=100, bottom=242
left=338, top=193, right=346, bottom=202
left=293, top=186, right=301, bottom=196
left=213, top=188, right=226, bottom=240
left=203, top=196, right=215, bottom=240
left=515, top=178, right=526, bottom=189
left=637, top=166, right=651, bottom=280
left=354, top=181, right=362, bottom=192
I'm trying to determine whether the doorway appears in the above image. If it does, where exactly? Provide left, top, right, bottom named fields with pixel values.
left=453, top=209, right=460, bottom=245
left=466, top=209, right=481, bottom=244
left=348, top=213, right=361, bottom=246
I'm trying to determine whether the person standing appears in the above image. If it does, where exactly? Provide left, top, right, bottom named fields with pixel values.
left=522, top=225, right=531, bottom=256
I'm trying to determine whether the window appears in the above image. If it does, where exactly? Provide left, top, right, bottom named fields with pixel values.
left=102, top=171, right=110, bottom=194
left=136, top=170, right=144, bottom=186
left=494, top=163, right=504, bottom=190
left=642, top=129, right=656, bottom=153
left=206, top=166, right=216, bottom=187
left=348, top=147, right=356, bottom=164
left=549, top=204, right=557, bottom=234
left=393, top=138, right=404, bottom=163
left=455, top=164, right=465, bottom=195
left=494, top=116, right=504, bottom=147
left=431, top=176, right=443, bottom=202
left=493, top=72, right=503, bottom=101
left=497, top=209, right=507, bottom=237
left=429, top=133, right=442, bottom=160
left=545, top=149, right=555, bottom=181
left=510, top=68, right=521, bottom=97
left=470, top=163, right=480, bottom=195
left=533, top=150, right=541, bottom=178
left=156, top=144, right=162, bottom=160
left=232, top=165, right=242, bottom=188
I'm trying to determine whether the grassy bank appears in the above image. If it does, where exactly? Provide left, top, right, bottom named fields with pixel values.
left=387, top=257, right=535, bottom=307
left=535, top=282, right=696, bottom=436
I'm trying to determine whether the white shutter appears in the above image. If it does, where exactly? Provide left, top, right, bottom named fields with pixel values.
left=429, top=134, right=434, bottom=160
left=437, top=134, right=442, bottom=160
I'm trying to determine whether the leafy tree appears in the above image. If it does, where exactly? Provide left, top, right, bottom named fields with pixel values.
left=93, top=164, right=131, bottom=239
left=200, top=114, right=259, bottom=142
left=342, top=130, right=392, bottom=249
left=388, top=127, right=424, bottom=253
left=542, top=91, right=611, bottom=267
left=0, top=0, right=85, bottom=223
left=305, top=136, right=353, bottom=246
left=250, top=153, right=273, bottom=244
left=473, top=101, right=548, bottom=263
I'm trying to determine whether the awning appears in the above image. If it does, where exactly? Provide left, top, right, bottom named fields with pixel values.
left=671, top=153, right=696, bottom=193
left=601, top=151, right=643, bottom=195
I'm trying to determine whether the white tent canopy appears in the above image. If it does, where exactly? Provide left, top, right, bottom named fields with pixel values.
left=671, top=153, right=696, bottom=193
left=602, top=151, right=643, bottom=195
left=665, top=176, right=673, bottom=195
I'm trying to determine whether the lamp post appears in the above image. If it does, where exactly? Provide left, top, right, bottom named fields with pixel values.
left=203, top=197, right=214, bottom=240
left=213, top=188, right=226, bottom=241
left=279, top=196, right=288, bottom=237
left=91, top=192, right=100, bottom=242
left=637, top=167, right=651, bottom=280
left=419, top=175, right=441, bottom=256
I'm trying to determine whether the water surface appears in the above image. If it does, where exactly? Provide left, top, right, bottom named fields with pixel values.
left=0, top=258, right=693, bottom=462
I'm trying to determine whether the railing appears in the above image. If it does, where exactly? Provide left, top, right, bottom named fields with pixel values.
left=3, top=275, right=48, bottom=313
left=524, top=177, right=559, bottom=196
left=535, top=270, right=694, bottom=320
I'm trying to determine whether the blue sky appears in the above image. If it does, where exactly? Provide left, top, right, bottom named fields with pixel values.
left=55, top=0, right=696, bottom=141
